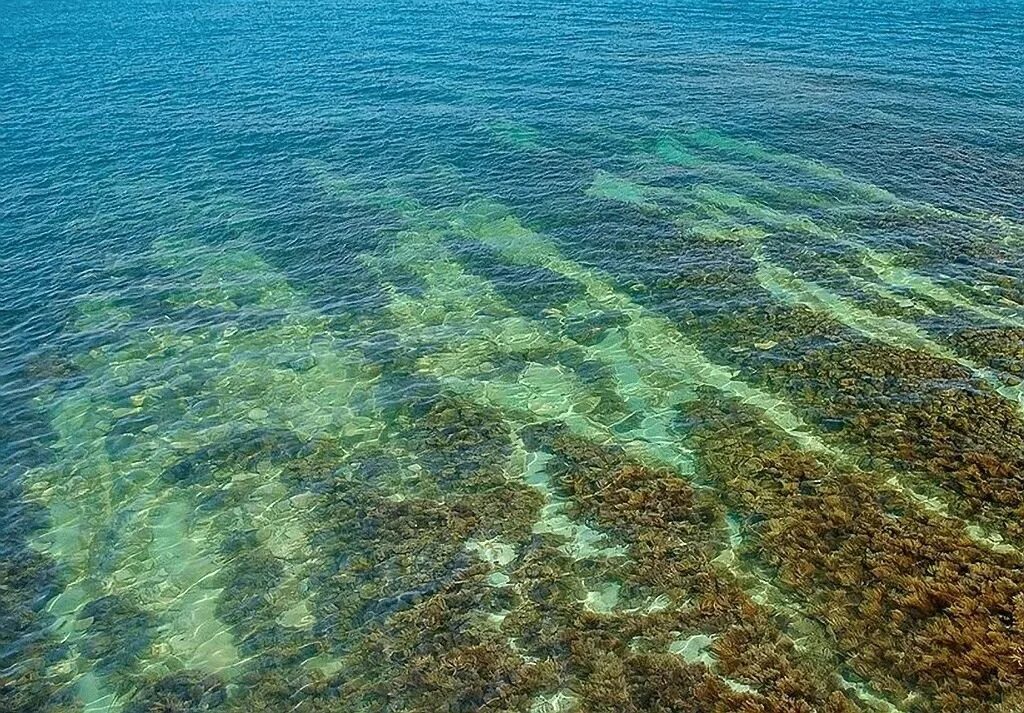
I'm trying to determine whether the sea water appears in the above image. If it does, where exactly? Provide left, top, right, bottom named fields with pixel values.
left=3, top=2, right=1024, bottom=711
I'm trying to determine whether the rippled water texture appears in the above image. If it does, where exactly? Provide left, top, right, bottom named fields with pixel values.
left=3, top=1, right=1024, bottom=712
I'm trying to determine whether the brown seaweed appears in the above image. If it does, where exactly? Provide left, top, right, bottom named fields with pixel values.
left=687, top=389, right=1024, bottom=711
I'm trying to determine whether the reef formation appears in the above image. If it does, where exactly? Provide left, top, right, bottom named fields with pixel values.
left=7, top=127, right=1024, bottom=713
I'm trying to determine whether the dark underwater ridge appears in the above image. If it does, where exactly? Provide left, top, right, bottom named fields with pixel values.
left=3, top=1, right=1024, bottom=711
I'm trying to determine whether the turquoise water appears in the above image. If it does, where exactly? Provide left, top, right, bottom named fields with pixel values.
left=3, top=2, right=1024, bottom=711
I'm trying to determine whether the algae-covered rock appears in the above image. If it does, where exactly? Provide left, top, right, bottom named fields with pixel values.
left=0, top=469, right=75, bottom=713
left=78, top=595, right=157, bottom=679
left=162, top=428, right=305, bottom=486
left=123, top=671, right=226, bottom=713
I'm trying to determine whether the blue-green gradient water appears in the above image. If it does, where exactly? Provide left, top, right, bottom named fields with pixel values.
left=4, top=2, right=1024, bottom=712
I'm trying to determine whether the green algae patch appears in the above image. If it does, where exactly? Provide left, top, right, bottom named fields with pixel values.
left=489, top=119, right=545, bottom=151
left=586, top=170, right=665, bottom=209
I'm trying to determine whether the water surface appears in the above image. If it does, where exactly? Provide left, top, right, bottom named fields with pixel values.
left=3, top=2, right=1024, bottom=712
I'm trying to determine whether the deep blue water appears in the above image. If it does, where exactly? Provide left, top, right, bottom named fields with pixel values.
left=3, top=2, right=1024, bottom=711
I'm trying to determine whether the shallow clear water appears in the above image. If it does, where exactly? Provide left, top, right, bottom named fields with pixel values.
left=3, top=2, right=1024, bottom=712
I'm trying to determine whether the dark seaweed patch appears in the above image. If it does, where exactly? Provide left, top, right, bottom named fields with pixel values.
left=162, top=428, right=305, bottom=486
left=447, top=237, right=586, bottom=318
left=215, top=531, right=320, bottom=670
left=518, top=422, right=862, bottom=712
left=763, top=342, right=1024, bottom=543
left=945, top=324, right=1024, bottom=382
left=407, top=394, right=512, bottom=492
left=123, top=671, right=226, bottom=713
left=78, top=595, right=156, bottom=680
left=0, top=468, right=75, bottom=713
